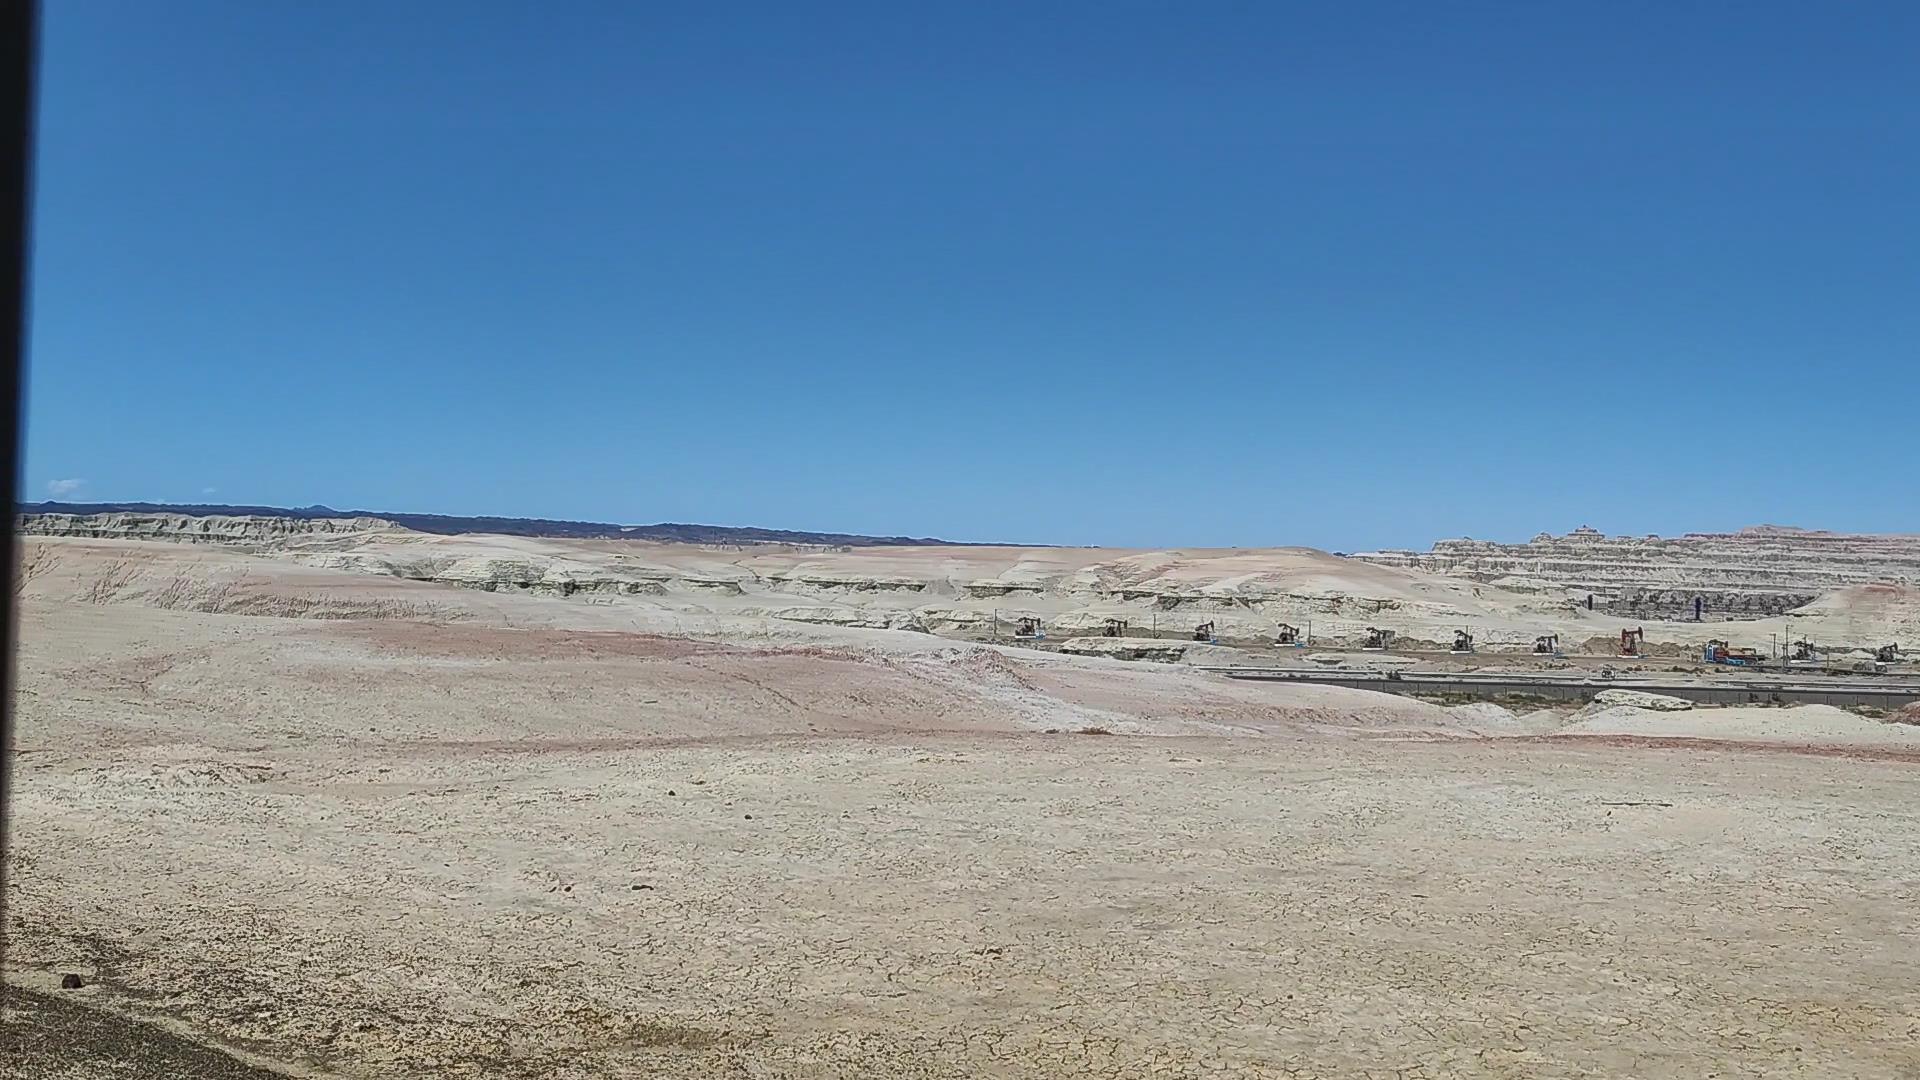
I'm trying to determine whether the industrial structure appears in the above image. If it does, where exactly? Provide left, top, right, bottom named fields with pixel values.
left=1704, top=640, right=1765, bottom=667
left=1619, top=627, right=1645, bottom=657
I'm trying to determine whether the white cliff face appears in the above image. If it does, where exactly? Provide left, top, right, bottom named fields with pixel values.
left=1351, top=525, right=1920, bottom=620
left=18, top=513, right=395, bottom=544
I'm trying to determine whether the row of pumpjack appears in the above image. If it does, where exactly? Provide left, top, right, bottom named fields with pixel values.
left=1015, top=617, right=1899, bottom=664
left=1705, top=638, right=1901, bottom=669
left=1051, top=620, right=1556, bottom=654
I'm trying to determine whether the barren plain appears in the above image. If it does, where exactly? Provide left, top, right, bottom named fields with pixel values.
left=6, top=521, right=1920, bottom=1078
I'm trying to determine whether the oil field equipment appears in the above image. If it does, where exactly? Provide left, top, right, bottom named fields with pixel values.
left=1704, top=640, right=1764, bottom=666
left=1619, top=627, right=1645, bottom=657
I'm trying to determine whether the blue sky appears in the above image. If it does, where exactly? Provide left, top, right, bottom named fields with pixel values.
left=24, top=1, right=1920, bottom=549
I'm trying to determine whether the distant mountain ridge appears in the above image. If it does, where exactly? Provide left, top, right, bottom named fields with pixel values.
left=18, top=501, right=983, bottom=547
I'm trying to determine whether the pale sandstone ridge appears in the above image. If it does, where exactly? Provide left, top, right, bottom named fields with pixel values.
left=23, top=513, right=1588, bottom=648
left=19, top=511, right=396, bottom=544
left=1351, top=524, right=1920, bottom=619
left=19, top=513, right=1920, bottom=655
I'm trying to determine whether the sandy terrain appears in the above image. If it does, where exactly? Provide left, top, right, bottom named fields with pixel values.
left=6, top=536, right=1920, bottom=1078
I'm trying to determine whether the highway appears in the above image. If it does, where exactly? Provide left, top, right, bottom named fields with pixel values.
left=1201, top=666, right=1920, bottom=709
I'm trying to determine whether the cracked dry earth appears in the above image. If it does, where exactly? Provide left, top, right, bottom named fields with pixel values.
left=6, top=599, right=1920, bottom=1078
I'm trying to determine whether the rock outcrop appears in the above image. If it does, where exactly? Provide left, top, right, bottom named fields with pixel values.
left=1591, top=689, right=1693, bottom=711
left=19, top=512, right=394, bottom=545
left=1058, top=637, right=1194, bottom=662
left=21, top=500, right=970, bottom=547
left=1352, top=525, right=1920, bottom=620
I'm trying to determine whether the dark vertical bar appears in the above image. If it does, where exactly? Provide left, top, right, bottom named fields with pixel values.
left=0, top=0, right=36, bottom=970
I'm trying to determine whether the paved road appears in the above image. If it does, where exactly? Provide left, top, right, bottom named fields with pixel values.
left=1206, top=666, right=1920, bottom=708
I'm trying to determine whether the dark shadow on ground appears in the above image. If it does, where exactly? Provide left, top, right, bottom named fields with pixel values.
left=2, top=983, right=289, bottom=1079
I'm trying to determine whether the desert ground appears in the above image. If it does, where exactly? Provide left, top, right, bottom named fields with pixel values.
left=6, top=525, right=1920, bottom=1078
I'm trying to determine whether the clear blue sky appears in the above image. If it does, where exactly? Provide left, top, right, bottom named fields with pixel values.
left=24, top=1, right=1920, bottom=549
